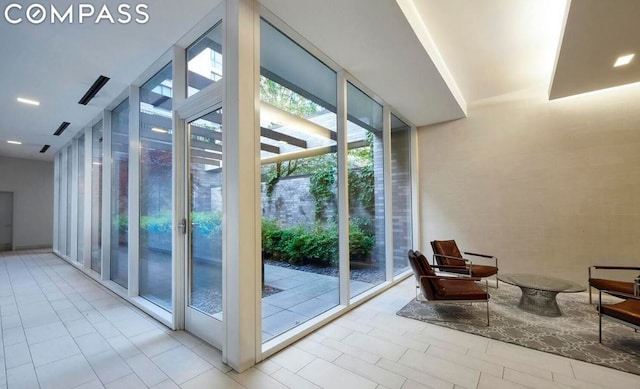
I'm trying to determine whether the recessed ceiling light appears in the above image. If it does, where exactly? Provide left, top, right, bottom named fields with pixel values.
left=17, top=97, right=40, bottom=106
left=7, top=140, right=22, bottom=145
left=614, top=54, right=635, bottom=67
left=151, top=127, right=168, bottom=134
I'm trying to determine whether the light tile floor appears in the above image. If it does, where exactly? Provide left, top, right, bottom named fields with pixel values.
left=2, top=250, right=640, bottom=388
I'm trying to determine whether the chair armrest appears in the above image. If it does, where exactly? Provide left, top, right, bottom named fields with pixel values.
left=464, top=251, right=493, bottom=259
left=601, top=290, right=640, bottom=301
left=431, top=264, right=470, bottom=271
left=464, top=251, right=498, bottom=267
left=590, top=265, right=640, bottom=271
left=589, top=265, right=640, bottom=282
left=419, top=275, right=483, bottom=282
left=433, top=253, right=472, bottom=264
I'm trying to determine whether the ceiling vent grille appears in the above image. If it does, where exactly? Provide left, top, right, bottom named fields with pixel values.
left=53, top=122, right=70, bottom=136
left=39, top=145, right=50, bottom=153
left=78, top=75, right=110, bottom=105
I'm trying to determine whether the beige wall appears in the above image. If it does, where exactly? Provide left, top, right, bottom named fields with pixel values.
left=418, top=84, right=640, bottom=286
left=0, top=156, right=54, bottom=250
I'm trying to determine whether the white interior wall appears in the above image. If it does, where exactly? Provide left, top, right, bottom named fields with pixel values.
left=0, top=156, right=54, bottom=250
left=418, top=84, right=640, bottom=286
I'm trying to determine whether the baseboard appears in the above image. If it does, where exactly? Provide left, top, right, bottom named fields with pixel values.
left=14, top=244, right=53, bottom=251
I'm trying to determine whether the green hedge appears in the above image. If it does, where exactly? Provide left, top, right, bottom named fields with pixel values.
left=262, top=218, right=375, bottom=267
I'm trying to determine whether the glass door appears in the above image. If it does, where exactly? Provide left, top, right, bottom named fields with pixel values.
left=185, top=107, right=224, bottom=348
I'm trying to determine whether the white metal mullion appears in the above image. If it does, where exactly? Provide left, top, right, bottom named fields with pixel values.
left=383, top=106, right=393, bottom=282
left=60, top=148, right=68, bottom=257
left=83, top=126, right=92, bottom=272
left=173, top=44, right=187, bottom=330
left=70, top=138, right=79, bottom=261
left=224, top=0, right=259, bottom=371
left=53, top=153, right=60, bottom=253
left=337, top=70, right=349, bottom=306
left=102, top=110, right=112, bottom=280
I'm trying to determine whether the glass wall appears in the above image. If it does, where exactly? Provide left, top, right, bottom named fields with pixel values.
left=346, top=82, right=385, bottom=297
left=391, top=114, right=412, bottom=275
left=260, top=19, right=339, bottom=342
left=187, top=22, right=223, bottom=97
left=188, top=109, right=223, bottom=316
left=111, top=99, right=130, bottom=288
left=91, top=120, right=103, bottom=273
left=139, top=64, right=174, bottom=311
left=49, top=11, right=415, bottom=358
left=77, top=134, right=85, bottom=263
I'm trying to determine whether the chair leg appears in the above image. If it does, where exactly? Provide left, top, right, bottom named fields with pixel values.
left=486, top=299, right=490, bottom=326
left=598, top=290, right=602, bottom=343
left=599, top=311, right=602, bottom=343
left=589, top=287, right=592, bottom=305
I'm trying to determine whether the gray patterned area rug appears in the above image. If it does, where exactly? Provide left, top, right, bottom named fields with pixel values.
left=396, top=283, right=640, bottom=375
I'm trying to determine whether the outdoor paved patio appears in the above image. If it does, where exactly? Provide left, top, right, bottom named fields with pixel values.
left=262, top=265, right=374, bottom=341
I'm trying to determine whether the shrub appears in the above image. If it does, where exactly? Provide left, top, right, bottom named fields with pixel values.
left=191, top=212, right=222, bottom=237
left=261, top=219, right=374, bottom=267
left=349, top=220, right=375, bottom=258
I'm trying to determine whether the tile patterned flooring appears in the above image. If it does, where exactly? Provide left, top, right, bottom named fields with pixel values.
left=2, top=250, right=640, bottom=388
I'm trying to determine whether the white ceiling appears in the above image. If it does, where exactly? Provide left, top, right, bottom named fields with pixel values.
left=1, top=0, right=638, bottom=162
left=550, top=0, right=640, bottom=99
left=0, top=0, right=221, bottom=161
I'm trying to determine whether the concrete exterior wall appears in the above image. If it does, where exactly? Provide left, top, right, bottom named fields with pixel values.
left=260, top=175, right=333, bottom=226
left=372, top=133, right=386, bottom=262
left=418, top=85, right=640, bottom=286
left=0, top=156, right=54, bottom=250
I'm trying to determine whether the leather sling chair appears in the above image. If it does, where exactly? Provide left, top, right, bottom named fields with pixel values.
left=430, top=240, right=499, bottom=288
left=588, top=265, right=640, bottom=304
left=408, top=249, right=490, bottom=326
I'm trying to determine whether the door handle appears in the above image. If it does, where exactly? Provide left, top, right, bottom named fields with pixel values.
left=177, top=218, right=187, bottom=234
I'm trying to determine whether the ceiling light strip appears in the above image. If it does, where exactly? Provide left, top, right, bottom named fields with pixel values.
left=17, top=97, right=40, bottom=106
left=78, top=75, right=110, bottom=105
left=7, top=140, right=22, bottom=145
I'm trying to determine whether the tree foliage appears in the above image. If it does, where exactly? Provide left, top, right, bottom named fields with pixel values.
left=260, top=77, right=321, bottom=117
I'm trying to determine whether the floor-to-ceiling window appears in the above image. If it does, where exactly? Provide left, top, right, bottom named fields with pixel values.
left=391, top=114, right=412, bottom=275
left=139, top=64, right=174, bottom=311
left=91, top=120, right=103, bottom=273
left=49, top=6, right=416, bottom=364
left=188, top=109, right=224, bottom=316
left=260, top=19, right=339, bottom=342
left=111, top=99, right=130, bottom=288
left=346, top=82, right=385, bottom=297
left=77, top=134, right=85, bottom=263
